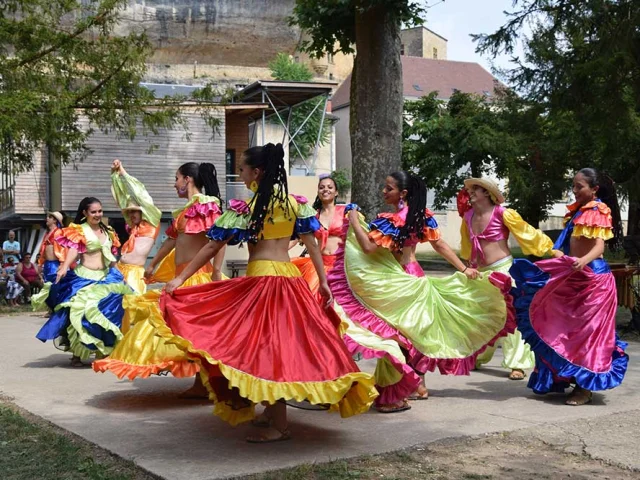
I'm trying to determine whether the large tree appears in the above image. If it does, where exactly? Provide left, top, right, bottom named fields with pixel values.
left=474, top=0, right=640, bottom=237
left=0, top=0, right=218, bottom=175
left=291, top=0, right=424, bottom=218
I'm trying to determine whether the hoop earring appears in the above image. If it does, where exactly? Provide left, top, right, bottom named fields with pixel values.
left=398, top=199, right=406, bottom=210
left=249, top=180, right=259, bottom=193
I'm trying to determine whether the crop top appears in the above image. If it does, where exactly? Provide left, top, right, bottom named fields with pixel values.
left=315, top=204, right=346, bottom=251
left=553, top=200, right=613, bottom=254
left=38, top=228, right=66, bottom=265
left=165, top=194, right=223, bottom=239
left=460, top=205, right=554, bottom=267
left=56, top=223, right=121, bottom=265
left=368, top=206, right=440, bottom=252
left=207, top=194, right=320, bottom=245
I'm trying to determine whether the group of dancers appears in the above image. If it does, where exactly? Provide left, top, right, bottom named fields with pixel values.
left=31, top=144, right=629, bottom=442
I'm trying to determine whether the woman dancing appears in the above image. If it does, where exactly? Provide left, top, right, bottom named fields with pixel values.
left=93, top=162, right=224, bottom=391
left=509, top=168, right=628, bottom=405
left=161, top=143, right=377, bottom=443
left=34, top=197, right=132, bottom=367
left=37, top=212, right=66, bottom=284
left=329, top=171, right=516, bottom=413
left=458, top=178, right=556, bottom=380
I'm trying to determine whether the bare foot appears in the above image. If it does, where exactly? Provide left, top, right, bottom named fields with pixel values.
left=508, top=369, right=526, bottom=380
left=408, top=384, right=429, bottom=400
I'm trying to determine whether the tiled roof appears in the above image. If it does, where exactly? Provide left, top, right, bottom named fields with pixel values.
left=331, top=57, right=500, bottom=110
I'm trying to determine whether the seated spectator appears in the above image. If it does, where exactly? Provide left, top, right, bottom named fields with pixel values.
left=0, top=265, right=8, bottom=303
left=16, top=253, right=43, bottom=302
left=3, top=258, right=24, bottom=306
left=2, top=230, right=21, bottom=264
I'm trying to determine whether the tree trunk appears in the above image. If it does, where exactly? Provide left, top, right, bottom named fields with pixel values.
left=350, top=3, right=403, bottom=220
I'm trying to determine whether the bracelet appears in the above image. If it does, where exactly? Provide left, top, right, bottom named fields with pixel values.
left=462, top=266, right=468, bottom=273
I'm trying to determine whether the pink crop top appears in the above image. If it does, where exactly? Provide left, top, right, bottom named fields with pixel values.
left=314, top=205, right=346, bottom=251
left=463, top=206, right=509, bottom=266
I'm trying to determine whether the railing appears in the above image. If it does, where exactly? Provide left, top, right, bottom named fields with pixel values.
left=0, top=183, right=14, bottom=213
left=225, top=176, right=252, bottom=202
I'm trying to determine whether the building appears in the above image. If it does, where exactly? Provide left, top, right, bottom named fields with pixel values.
left=400, top=26, right=448, bottom=60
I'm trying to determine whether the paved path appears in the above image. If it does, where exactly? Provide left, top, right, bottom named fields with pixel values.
left=0, top=312, right=637, bottom=479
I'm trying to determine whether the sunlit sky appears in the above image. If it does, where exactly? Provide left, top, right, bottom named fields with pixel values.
left=422, top=0, right=525, bottom=78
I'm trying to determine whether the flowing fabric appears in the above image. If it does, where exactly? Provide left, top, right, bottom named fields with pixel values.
left=116, top=262, right=146, bottom=295
left=41, top=260, right=60, bottom=283
left=474, top=256, right=535, bottom=370
left=157, top=260, right=377, bottom=425
left=92, top=259, right=213, bottom=380
left=34, top=265, right=132, bottom=359
left=510, top=257, right=628, bottom=393
left=329, top=214, right=516, bottom=383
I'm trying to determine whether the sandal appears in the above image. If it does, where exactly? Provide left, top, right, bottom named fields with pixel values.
left=408, top=385, right=429, bottom=400
left=508, top=369, right=527, bottom=380
left=251, top=412, right=271, bottom=428
left=376, top=400, right=411, bottom=414
left=566, top=387, right=592, bottom=406
left=69, top=357, right=84, bottom=368
left=246, top=426, right=291, bottom=444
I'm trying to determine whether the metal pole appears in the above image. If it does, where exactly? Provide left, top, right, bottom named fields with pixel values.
left=263, top=92, right=309, bottom=168
left=261, top=90, right=266, bottom=145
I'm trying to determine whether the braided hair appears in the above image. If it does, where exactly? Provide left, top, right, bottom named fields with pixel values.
left=74, top=197, right=109, bottom=232
left=244, top=143, right=290, bottom=241
left=178, top=162, right=222, bottom=205
left=389, top=171, right=428, bottom=249
left=312, top=175, right=338, bottom=211
left=578, top=168, right=623, bottom=250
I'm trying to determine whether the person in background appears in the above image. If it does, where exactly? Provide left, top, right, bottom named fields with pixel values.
left=15, top=252, right=44, bottom=302
left=3, top=230, right=21, bottom=264
left=3, top=257, right=24, bottom=306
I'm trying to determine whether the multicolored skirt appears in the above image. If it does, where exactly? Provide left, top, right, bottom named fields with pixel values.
left=92, top=257, right=213, bottom=380
left=34, top=265, right=132, bottom=359
left=41, top=260, right=60, bottom=283
left=158, top=260, right=378, bottom=426
left=329, top=216, right=515, bottom=386
left=510, top=256, right=628, bottom=393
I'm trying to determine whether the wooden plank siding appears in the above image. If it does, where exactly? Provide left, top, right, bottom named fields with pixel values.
left=61, top=109, right=226, bottom=215
left=14, top=149, right=48, bottom=214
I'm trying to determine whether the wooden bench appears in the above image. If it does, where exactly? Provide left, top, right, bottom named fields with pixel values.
left=226, top=260, right=248, bottom=278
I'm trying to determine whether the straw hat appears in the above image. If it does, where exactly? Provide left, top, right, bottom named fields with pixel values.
left=121, top=200, right=142, bottom=212
left=463, top=177, right=505, bottom=204
left=48, top=211, right=64, bottom=225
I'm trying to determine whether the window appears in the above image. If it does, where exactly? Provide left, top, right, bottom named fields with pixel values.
left=401, top=44, right=405, bottom=55
left=433, top=47, right=438, bottom=59
left=225, top=149, right=236, bottom=178
left=329, top=73, right=334, bottom=80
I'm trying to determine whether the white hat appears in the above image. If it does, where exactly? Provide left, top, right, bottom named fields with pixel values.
left=463, top=178, right=505, bottom=204
left=48, top=211, right=64, bottom=225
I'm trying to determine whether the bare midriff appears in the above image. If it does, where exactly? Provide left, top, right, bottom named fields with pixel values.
left=44, top=244, right=57, bottom=262
left=175, top=232, right=210, bottom=266
left=570, top=236, right=602, bottom=259
left=476, top=238, right=512, bottom=267
left=321, top=235, right=341, bottom=256
left=120, top=236, right=155, bottom=266
left=248, top=237, right=293, bottom=263
left=81, top=250, right=107, bottom=271
left=394, top=245, right=418, bottom=266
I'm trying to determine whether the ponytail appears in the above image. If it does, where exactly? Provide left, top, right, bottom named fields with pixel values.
left=389, top=171, right=427, bottom=249
left=178, top=161, right=222, bottom=206
left=578, top=168, right=623, bottom=250
left=244, top=143, right=290, bottom=241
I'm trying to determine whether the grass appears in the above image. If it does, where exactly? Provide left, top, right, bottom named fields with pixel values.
left=0, top=400, right=157, bottom=480
left=0, top=303, right=37, bottom=316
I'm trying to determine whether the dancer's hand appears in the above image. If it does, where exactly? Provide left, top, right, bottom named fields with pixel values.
left=552, top=249, right=564, bottom=258
left=463, top=267, right=479, bottom=280
left=348, top=209, right=360, bottom=226
left=55, top=265, right=68, bottom=284
left=212, top=269, right=222, bottom=281
left=144, top=264, right=155, bottom=280
left=111, top=159, right=122, bottom=174
left=164, top=277, right=183, bottom=295
left=572, top=257, right=588, bottom=271
left=319, top=281, right=333, bottom=308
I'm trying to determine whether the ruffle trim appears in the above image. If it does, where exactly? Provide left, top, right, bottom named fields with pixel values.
left=343, top=335, right=420, bottom=406
left=92, top=358, right=199, bottom=380
left=56, top=224, right=87, bottom=254
left=172, top=194, right=221, bottom=218
left=511, top=260, right=628, bottom=393
left=572, top=224, right=614, bottom=241
left=565, top=200, right=612, bottom=226
left=146, top=313, right=378, bottom=426
left=295, top=215, right=321, bottom=235
left=368, top=209, right=440, bottom=251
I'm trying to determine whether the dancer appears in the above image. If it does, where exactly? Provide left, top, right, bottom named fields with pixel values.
left=37, top=212, right=66, bottom=284
left=161, top=143, right=377, bottom=442
left=111, top=159, right=161, bottom=295
left=510, top=168, right=628, bottom=405
left=93, top=162, right=224, bottom=387
left=329, top=171, right=515, bottom=412
left=459, top=178, right=556, bottom=380
left=34, top=197, right=132, bottom=367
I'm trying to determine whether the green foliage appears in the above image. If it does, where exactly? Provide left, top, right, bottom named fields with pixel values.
left=402, top=88, right=569, bottom=226
left=0, top=0, right=221, bottom=175
left=268, top=53, right=332, bottom=166
left=331, top=168, right=352, bottom=195
left=291, top=0, right=425, bottom=57
left=268, top=53, right=313, bottom=82
left=473, top=0, right=640, bottom=233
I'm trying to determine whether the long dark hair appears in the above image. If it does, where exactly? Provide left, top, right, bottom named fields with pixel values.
left=178, top=162, right=221, bottom=203
left=74, top=197, right=108, bottom=231
left=244, top=143, right=289, bottom=242
left=312, top=175, right=338, bottom=211
left=577, top=168, right=623, bottom=250
left=389, top=171, right=427, bottom=249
